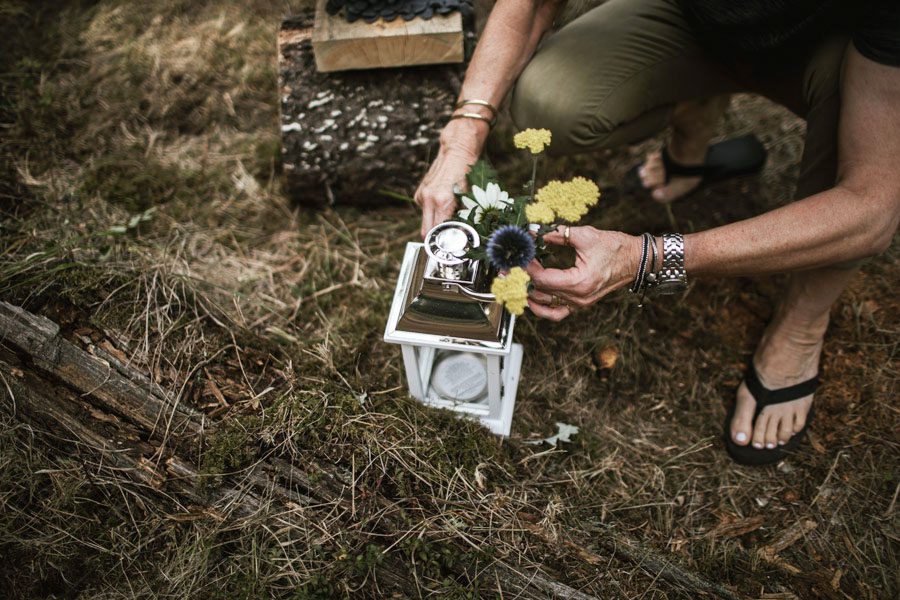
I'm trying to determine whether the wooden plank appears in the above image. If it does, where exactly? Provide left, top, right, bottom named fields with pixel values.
left=312, top=0, right=463, bottom=72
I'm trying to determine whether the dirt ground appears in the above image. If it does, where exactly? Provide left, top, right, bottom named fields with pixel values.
left=0, top=1, right=897, bottom=599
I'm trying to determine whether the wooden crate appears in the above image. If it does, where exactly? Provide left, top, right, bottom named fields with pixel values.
left=312, top=0, right=464, bottom=72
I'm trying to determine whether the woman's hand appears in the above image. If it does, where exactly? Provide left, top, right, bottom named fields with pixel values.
left=527, top=226, right=641, bottom=321
left=415, top=120, right=487, bottom=238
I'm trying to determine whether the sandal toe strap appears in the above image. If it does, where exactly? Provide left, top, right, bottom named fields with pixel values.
left=745, top=362, right=819, bottom=410
left=662, top=146, right=710, bottom=181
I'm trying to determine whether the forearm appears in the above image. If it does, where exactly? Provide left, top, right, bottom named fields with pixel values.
left=442, top=0, right=565, bottom=153
left=685, top=184, right=899, bottom=277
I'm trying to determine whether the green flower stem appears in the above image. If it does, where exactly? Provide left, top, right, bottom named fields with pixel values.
left=529, top=155, right=538, bottom=202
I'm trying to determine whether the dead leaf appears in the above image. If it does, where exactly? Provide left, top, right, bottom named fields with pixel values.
left=830, top=568, right=842, bottom=590
left=99, top=339, right=128, bottom=365
left=595, top=346, right=619, bottom=370
left=524, top=422, right=579, bottom=446
left=809, top=433, right=827, bottom=454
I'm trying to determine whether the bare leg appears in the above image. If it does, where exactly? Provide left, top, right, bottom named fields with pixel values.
left=638, top=95, right=730, bottom=203
left=729, top=265, right=859, bottom=448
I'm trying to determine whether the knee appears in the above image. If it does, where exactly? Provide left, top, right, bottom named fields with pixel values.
left=510, top=61, right=610, bottom=156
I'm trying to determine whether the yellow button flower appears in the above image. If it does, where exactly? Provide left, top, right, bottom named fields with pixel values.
left=513, top=128, right=552, bottom=154
left=525, top=202, right=555, bottom=224
left=491, top=267, right=531, bottom=316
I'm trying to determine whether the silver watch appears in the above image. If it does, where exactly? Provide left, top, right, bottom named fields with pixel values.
left=654, top=233, right=687, bottom=295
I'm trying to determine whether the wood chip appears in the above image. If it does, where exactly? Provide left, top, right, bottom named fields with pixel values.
left=757, top=519, right=817, bottom=563
left=204, top=377, right=228, bottom=407
left=705, top=515, right=766, bottom=540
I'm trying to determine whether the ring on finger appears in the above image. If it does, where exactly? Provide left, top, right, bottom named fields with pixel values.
left=549, top=294, right=561, bottom=308
left=563, top=226, right=571, bottom=247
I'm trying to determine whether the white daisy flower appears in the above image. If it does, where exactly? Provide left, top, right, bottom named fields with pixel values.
left=457, top=182, right=513, bottom=224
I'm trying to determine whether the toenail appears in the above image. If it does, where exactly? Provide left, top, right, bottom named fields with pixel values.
left=778, top=440, right=786, bottom=446
left=753, top=442, right=763, bottom=449
left=766, top=443, right=776, bottom=449
left=735, top=432, right=747, bottom=442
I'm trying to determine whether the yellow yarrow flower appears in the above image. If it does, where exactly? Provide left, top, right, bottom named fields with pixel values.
left=513, top=128, right=552, bottom=154
left=491, top=267, right=530, bottom=316
left=525, top=202, right=555, bottom=224
left=535, top=177, right=601, bottom=223
left=567, top=176, right=601, bottom=208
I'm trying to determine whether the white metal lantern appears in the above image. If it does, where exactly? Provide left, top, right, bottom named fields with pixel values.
left=383, top=223, right=524, bottom=436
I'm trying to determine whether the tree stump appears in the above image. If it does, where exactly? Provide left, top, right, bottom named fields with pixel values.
left=278, top=10, right=468, bottom=207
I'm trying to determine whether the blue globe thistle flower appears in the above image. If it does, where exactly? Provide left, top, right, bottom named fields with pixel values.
left=486, top=225, right=536, bottom=272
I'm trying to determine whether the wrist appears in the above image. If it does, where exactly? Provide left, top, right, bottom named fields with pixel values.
left=619, top=233, right=645, bottom=291
left=440, top=118, right=489, bottom=157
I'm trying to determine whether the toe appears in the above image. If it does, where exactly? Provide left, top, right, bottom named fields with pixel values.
left=730, top=383, right=755, bottom=446
left=640, top=158, right=665, bottom=188
left=751, top=413, right=769, bottom=450
left=651, top=187, right=671, bottom=202
left=764, top=412, right=781, bottom=449
left=777, top=414, right=794, bottom=445
left=793, top=410, right=807, bottom=434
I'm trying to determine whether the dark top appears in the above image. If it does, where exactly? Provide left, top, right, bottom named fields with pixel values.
left=677, top=0, right=900, bottom=66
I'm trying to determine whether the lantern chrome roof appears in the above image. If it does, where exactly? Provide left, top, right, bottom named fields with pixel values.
left=383, top=242, right=515, bottom=354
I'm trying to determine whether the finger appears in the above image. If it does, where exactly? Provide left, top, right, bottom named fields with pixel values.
left=433, top=202, right=456, bottom=226
left=528, top=289, right=573, bottom=308
left=528, top=289, right=555, bottom=305
left=421, top=207, right=435, bottom=239
left=527, top=299, right=572, bottom=322
left=543, top=225, right=593, bottom=248
left=527, top=260, right=580, bottom=293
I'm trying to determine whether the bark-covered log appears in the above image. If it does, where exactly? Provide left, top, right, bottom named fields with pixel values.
left=0, top=301, right=602, bottom=598
left=278, top=10, right=466, bottom=207
left=0, top=301, right=746, bottom=599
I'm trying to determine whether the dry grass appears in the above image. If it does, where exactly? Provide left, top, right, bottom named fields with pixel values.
left=0, top=1, right=897, bottom=598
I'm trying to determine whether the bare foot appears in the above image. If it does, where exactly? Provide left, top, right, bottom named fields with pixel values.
left=637, top=150, right=703, bottom=203
left=730, top=314, right=828, bottom=449
left=637, top=95, right=730, bottom=203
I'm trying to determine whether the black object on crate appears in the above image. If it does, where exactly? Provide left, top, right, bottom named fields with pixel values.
left=325, top=0, right=474, bottom=23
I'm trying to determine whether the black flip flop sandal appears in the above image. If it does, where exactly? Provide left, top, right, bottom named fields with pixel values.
left=723, top=362, right=819, bottom=466
left=626, top=134, right=767, bottom=197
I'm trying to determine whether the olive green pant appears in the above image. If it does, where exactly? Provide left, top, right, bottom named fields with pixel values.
left=510, top=0, right=847, bottom=203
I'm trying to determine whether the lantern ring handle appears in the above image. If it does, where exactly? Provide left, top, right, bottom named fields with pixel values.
left=455, top=285, right=496, bottom=303
left=424, top=222, right=480, bottom=267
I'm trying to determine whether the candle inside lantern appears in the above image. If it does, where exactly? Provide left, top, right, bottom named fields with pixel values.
left=430, top=351, right=488, bottom=403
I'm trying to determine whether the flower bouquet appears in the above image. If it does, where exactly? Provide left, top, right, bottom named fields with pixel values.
left=448, top=128, right=601, bottom=315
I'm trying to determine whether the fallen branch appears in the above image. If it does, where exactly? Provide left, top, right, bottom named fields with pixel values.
left=0, top=301, right=600, bottom=598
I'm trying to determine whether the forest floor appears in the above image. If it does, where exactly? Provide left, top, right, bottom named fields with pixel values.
left=0, top=1, right=896, bottom=598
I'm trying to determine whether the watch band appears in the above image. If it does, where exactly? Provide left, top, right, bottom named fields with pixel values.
left=656, top=233, right=687, bottom=294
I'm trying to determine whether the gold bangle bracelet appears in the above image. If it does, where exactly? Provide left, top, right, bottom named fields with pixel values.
left=454, top=98, right=499, bottom=118
left=449, top=112, right=496, bottom=127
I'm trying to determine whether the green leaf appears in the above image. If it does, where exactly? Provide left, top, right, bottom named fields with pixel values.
left=377, top=188, right=415, bottom=203
left=466, top=159, right=499, bottom=191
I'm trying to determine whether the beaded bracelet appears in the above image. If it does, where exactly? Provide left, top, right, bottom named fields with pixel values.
left=630, top=233, right=651, bottom=295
